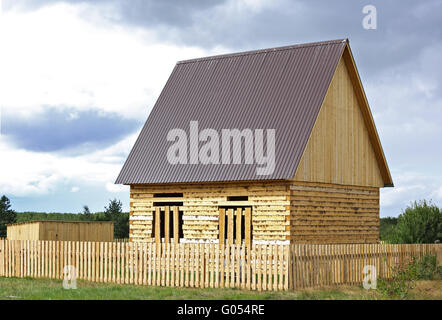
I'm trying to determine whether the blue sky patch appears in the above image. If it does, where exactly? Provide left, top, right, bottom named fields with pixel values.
left=2, top=107, right=143, bottom=152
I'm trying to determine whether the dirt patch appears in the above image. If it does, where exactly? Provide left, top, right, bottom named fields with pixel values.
left=410, top=280, right=442, bottom=299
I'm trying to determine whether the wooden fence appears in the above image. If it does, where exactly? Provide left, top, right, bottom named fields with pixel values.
left=289, top=243, right=440, bottom=288
left=0, top=240, right=440, bottom=291
left=114, top=238, right=129, bottom=243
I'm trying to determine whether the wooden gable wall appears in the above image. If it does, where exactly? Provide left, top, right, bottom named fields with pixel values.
left=293, top=55, right=384, bottom=188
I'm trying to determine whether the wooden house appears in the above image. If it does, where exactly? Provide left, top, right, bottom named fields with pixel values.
left=116, top=39, right=393, bottom=245
left=7, top=221, right=114, bottom=242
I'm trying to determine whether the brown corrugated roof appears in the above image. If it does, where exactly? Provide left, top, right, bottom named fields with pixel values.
left=116, top=39, right=348, bottom=184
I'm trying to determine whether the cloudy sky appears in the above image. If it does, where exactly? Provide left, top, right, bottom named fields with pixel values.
left=0, top=0, right=441, bottom=216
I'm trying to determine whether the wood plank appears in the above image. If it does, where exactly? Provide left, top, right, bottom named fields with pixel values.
left=236, top=208, right=242, bottom=246
left=180, top=243, right=185, bottom=287
left=235, top=244, right=240, bottom=288
left=189, top=244, right=194, bottom=287
left=165, top=243, right=170, bottom=286
left=152, top=242, right=157, bottom=286
left=173, top=206, right=179, bottom=244
left=219, top=208, right=225, bottom=246
left=125, top=242, right=130, bottom=284
left=195, top=244, right=200, bottom=288
left=155, top=207, right=161, bottom=245
left=251, top=244, right=256, bottom=290
left=245, top=208, right=251, bottom=247
left=230, top=244, right=235, bottom=288
left=184, top=244, right=189, bottom=287
left=215, top=244, right=220, bottom=288
left=220, top=244, right=225, bottom=288
left=225, top=244, right=230, bottom=288
left=262, top=245, right=267, bottom=291
left=204, top=244, right=209, bottom=288
left=116, top=242, right=121, bottom=284
left=246, top=244, right=251, bottom=290
left=165, top=206, right=170, bottom=244
left=257, top=244, right=262, bottom=291
left=227, top=209, right=234, bottom=245
left=241, top=244, right=245, bottom=289
left=161, top=243, right=166, bottom=286
left=147, top=243, right=152, bottom=286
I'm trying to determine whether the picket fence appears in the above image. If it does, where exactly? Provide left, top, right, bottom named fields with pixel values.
left=0, top=240, right=440, bottom=291
left=114, top=238, right=129, bottom=243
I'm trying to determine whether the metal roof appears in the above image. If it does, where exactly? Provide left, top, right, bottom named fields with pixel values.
left=116, top=39, right=347, bottom=184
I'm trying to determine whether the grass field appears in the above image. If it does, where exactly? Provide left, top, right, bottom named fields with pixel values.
left=0, top=277, right=441, bottom=300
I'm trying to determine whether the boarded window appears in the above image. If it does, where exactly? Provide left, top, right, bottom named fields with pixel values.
left=218, top=207, right=252, bottom=246
left=152, top=201, right=183, bottom=207
left=153, top=193, right=183, bottom=198
left=227, top=195, right=248, bottom=201
left=152, top=206, right=183, bottom=243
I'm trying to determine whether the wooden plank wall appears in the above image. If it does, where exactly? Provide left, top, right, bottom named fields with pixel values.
left=0, top=239, right=440, bottom=291
left=130, top=182, right=291, bottom=243
left=7, top=222, right=114, bottom=242
left=6, top=222, right=40, bottom=240
left=290, top=181, right=380, bottom=243
left=293, top=57, right=384, bottom=188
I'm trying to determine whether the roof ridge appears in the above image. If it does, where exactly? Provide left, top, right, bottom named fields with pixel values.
left=177, top=38, right=348, bottom=65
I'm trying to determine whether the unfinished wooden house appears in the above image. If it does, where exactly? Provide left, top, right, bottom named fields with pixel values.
left=116, top=39, right=393, bottom=245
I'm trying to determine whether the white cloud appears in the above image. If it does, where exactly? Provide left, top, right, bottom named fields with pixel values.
left=430, top=186, right=442, bottom=201
left=380, top=170, right=442, bottom=216
left=0, top=2, right=226, bottom=207
left=105, top=182, right=128, bottom=193
left=0, top=132, right=137, bottom=197
left=0, top=2, right=222, bottom=120
left=226, top=0, right=284, bottom=12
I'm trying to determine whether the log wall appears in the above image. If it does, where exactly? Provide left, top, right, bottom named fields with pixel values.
left=130, top=181, right=291, bottom=243
left=290, top=181, right=380, bottom=243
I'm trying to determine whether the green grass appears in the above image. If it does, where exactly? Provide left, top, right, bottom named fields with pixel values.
left=0, top=277, right=440, bottom=300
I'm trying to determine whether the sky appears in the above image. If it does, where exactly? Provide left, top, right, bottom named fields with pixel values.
left=0, top=0, right=441, bottom=216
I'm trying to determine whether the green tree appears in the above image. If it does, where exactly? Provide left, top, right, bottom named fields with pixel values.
left=104, top=199, right=128, bottom=239
left=392, top=200, right=442, bottom=244
left=380, top=217, right=398, bottom=243
left=0, top=195, right=17, bottom=238
left=116, top=212, right=129, bottom=239
left=81, top=205, right=93, bottom=221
